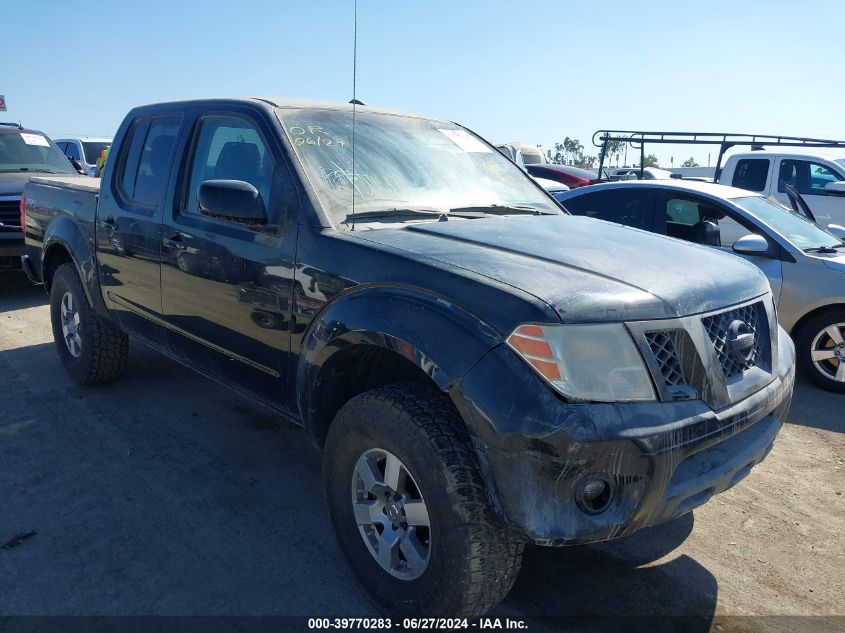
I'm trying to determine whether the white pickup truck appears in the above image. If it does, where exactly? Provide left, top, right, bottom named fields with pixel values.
left=717, top=150, right=845, bottom=228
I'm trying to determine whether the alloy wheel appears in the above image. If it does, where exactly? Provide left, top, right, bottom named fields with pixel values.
left=60, top=291, right=82, bottom=358
left=351, top=448, right=431, bottom=580
left=810, top=322, right=845, bottom=383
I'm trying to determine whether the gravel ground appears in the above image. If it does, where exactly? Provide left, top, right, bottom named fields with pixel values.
left=1, top=273, right=843, bottom=631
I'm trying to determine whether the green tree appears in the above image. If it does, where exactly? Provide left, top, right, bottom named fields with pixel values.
left=643, top=154, right=659, bottom=168
left=603, top=140, right=624, bottom=167
left=681, top=157, right=699, bottom=167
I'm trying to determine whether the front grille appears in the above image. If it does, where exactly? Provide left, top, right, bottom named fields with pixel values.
left=701, top=302, right=764, bottom=379
left=645, top=330, right=687, bottom=387
left=0, top=200, right=21, bottom=231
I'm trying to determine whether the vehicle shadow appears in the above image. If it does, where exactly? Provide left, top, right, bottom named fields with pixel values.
left=787, top=376, right=844, bottom=434
left=0, top=273, right=46, bottom=312
left=498, top=514, right=717, bottom=632
left=2, top=338, right=717, bottom=623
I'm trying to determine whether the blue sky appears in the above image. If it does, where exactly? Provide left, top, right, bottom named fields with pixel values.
left=4, top=0, right=844, bottom=167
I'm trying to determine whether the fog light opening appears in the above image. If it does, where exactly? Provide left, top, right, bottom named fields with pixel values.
left=576, top=474, right=615, bottom=515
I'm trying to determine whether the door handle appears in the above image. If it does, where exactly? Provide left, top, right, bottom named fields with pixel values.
left=99, top=216, right=116, bottom=230
left=163, top=234, right=188, bottom=250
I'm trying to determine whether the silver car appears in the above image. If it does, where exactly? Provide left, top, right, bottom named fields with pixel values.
left=556, top=179, right=845, bottom=392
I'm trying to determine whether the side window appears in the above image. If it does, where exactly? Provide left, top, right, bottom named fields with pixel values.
left=56, top=142, right=67, bottom=154
left=778, top=159, right=842, bottom=195
left=134, top=118, right=181, bottom=205
left=561, top=189, right=649, bottom=229
left=663, top=196, right=726, bottom=246
left=184, top=115, right=275, bottom=219
left=116, top=116, right=181, bottom=207
left=65, top=143, right=81, bottom=161
left=732, top=159, right=769, bottom=192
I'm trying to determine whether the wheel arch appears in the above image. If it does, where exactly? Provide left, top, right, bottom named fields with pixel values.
left=295, top=285, right=502, bottom=447
left=42, top=216, right=110, bottom=319
left=789, top=302, right=845, bottom=339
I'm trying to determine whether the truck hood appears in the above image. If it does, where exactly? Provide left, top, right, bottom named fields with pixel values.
left=354, top=214, right=769, bottom=323
left=0, top=172, right=32, bottom=197
left=0, top=172, right=80, bottom=197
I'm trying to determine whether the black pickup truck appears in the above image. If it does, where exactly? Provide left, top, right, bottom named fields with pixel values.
left=22, top=97, right=795, bottom=616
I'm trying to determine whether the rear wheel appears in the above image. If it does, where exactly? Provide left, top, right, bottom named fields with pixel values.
left=795, top=309, right=845, bottom=393
left=323, top=384, right=523, bottom=617
left=50, top=263, right=129, bottom=384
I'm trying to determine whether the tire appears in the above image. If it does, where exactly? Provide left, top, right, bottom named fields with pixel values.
left=795, top=308, right=845, bottom=393
left=50, top=263, right=129, bottom=385
left=323, top=384, right=524, bottom=617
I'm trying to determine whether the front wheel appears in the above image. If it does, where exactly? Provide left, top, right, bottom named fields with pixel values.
left=323, top=384, right=523, bottom=617
left=795, top=309, right=845, bottom=393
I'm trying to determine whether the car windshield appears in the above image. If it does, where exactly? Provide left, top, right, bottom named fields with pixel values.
left=82, top=141, right=110, bottom=164
left=276, top=108, right=560, bottom=227
left=0, top=131, right=76, bottom=174
left=732, top=195, right=842, bottom=250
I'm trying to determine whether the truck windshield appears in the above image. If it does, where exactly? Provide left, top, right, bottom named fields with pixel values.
left=276, top=108, right=560, bottom=226
left=0, top=131, right=76, bottom=174
left=732, top=195, right=842, bottom=250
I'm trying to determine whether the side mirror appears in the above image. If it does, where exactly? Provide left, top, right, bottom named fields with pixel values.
left=68, top=158, right=86, bottom=175
left=824, top=181, right=845, bottom=195
left=827, top=224, right=845, bottom=240
left=732, top=234, right=770, bottom=256
left=197, top=180, right=267, bottom=225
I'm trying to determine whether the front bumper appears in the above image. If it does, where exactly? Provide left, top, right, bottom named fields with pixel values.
left=0, top=235, right=24, bottom=271
left=453, top=326, right=795, bottom=545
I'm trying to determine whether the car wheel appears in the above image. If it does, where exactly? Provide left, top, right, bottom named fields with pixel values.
left=795, top=309, right=845, bottom=393
left=323, top=384, right=524, bottom=617
left=50, top=263, right=129, bottom=385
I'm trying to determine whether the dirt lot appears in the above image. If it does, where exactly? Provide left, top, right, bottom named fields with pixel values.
left=1, top=273, right=843, bottom=631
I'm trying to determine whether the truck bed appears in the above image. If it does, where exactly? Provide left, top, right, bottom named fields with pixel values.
left=23, top=176, right=101, bottom=283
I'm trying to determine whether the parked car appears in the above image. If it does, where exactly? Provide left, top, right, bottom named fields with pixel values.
left=54, top=136, right=112, bottom=177
left=23, top=97, right=794, bottom=616
left=497, top=144, right=526, bottom=169
left=610, top=166, right=674, bottom=180
left=718, top=149, right=845, bottom=229
left=555, top=179, right=845, bottom=392
left=530, top=175, right=569, bottom=195
left=526, top=163, right=601, bottom=188
left=0, top=122, right=79, bottom=271
left=497, top=142, right=545, bottom=165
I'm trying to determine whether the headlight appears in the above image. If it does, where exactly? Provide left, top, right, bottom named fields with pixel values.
left=506, top=323, right=656, bottom=402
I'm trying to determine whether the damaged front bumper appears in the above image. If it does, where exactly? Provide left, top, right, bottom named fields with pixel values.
left=453, top=326, right=795, bottom=546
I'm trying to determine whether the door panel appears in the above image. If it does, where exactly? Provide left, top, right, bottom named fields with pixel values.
left=96, top=114, right=182, bottom=347
left=160, top=110, right=297, bottom=407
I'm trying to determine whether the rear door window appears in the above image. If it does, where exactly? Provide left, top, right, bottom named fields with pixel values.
left=117, top=115, right=181, bottom=207
left=731, top=158, right=770, bottom=192
left=562, top=188, right=651, bottom=229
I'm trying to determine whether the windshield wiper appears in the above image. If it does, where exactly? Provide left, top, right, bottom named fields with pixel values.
left=450, top=204, right=548, bottom=215
left=342, top=208, right=443, bottom=223
left=804, top=245, right=843, bottom=254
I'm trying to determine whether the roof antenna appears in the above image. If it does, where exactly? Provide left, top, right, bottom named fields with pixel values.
left=349, top=0, right=358, bottom=231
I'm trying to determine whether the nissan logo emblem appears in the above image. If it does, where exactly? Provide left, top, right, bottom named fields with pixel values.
left=727, top=320, right=755, bottom=364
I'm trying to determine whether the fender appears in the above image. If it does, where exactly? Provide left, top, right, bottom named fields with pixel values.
left=42, top=214, right=111, bottom=319
left=295, top=284, right=502, bottom=429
